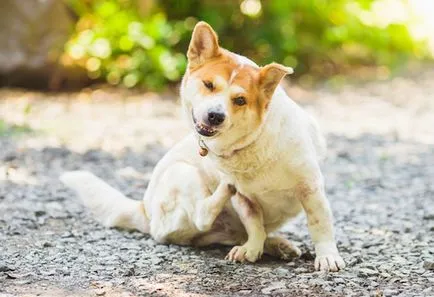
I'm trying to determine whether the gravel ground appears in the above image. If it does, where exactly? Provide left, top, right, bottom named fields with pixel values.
left=1, top=70, right=434, bottom=296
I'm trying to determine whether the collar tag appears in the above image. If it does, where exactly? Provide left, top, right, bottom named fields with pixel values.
left=198, top=139, right=208, bottom=157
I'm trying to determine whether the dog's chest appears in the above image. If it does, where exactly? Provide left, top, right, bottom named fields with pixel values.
left=238, top=171, right=303, bottom=230
left=215, top=150, right=304, bottom=229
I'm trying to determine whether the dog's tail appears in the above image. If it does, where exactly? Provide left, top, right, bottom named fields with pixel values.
left=60, top=171, right=149, bottom=233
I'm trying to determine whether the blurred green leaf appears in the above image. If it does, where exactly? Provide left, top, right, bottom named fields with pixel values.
left=64, top=0, right=432, bottom=90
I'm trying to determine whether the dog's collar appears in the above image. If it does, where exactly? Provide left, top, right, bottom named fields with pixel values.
left=197, top=137, right=235, bottom=159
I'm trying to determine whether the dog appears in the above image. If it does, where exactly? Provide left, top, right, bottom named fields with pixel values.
left=60, top=21, right=345, bottom=272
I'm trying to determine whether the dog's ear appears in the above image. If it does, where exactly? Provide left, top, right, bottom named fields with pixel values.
left=259, top=63, right=294, bottom=99
left=187, top=21, right=220, bottom=69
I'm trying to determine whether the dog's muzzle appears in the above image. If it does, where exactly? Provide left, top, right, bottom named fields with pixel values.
left=192, top=111, right=218, bottom=137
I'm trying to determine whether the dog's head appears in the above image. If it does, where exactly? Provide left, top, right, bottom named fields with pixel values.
left=181, top=22, right=293, bottom=154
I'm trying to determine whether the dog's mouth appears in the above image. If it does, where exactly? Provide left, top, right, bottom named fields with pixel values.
left=192, top=112, right=218, bottom=137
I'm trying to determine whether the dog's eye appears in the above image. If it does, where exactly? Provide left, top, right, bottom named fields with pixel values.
left=233, top=96, right=247, bottom=106
left=203, top=81, right=214, bottom=91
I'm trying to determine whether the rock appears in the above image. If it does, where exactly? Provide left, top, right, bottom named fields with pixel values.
left=43, top=241, right=53, bottom=248
left=358, top=268, right=379, bottom=277
left=0, top=0, right=87, bottom=89
left=0, top=265, right=14, bottom=272
left=151, top=256, right=163, bottom=265
left=300, top=250, right=315, bottom=261
left=95, top=289, right=106, bottom=296
left=3, top=153, right=17, bottom=162
left=261, top=282, right=286, bottom=295
left=123, top=266, right=135, bottom=277
left=423, top=213, right=434, bottom=220
left=274, top=267, right=288, bottom=276
left=423, top=260, right=434, bottom=270
left=34, top=210, right=46, bottom=217
left=334, top=277, right=345, bottom=284
left=383, top=289, right=398, bottom=296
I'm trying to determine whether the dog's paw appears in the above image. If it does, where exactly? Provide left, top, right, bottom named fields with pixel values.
left=264, top=237, right=301, bottom=260
left=276, top=240, right=302, bottom=260
left=314, top=254, right=345, bottom=272
left=314, top=241, right=345, bottom=272
left=225, top=245, right=263, bottom=263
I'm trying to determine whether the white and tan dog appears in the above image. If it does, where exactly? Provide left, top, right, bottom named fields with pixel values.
left=61, top=22, right=345, bottom=272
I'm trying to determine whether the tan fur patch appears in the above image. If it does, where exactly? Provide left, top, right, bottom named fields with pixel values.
left=295, top=182, right=318, bottom=200
left=189, top=50, right=269, bottom=125
left=233, top=193, right=262, bottom=218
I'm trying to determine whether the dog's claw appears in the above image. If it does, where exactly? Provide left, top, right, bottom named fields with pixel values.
left=225, top=245, right=262, bottom=263
left=314, top=254, right=346, bottom=272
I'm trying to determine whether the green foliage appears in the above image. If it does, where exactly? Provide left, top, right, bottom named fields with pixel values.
left=0, top=120, right=32, bottom=137
left=65, top=0, right=431, bottom=89
left=65, top=0, right=188, bottom=89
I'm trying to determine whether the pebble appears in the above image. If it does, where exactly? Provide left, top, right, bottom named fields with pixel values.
left=1, top=81, right=434, bottom=295
left=274, top=267, right=288, bottom=276
left=95, top=289, right=106, bottom=296
left=383, top=289, right=398, bottom=296
left=261, top=282, right=286, bottom=295
left=358, top=268, right=379, bottom=277
left=423, top=260, right=434, bottom=270
left=0, top=265, right=14, bottom=272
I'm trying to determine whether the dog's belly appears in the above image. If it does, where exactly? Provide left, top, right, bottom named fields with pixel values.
left=256, top=190, right=303, bottom=232
left=235, top=171, right=304, bottom=233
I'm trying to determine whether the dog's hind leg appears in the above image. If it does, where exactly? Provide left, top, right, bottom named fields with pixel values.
left=149, top=162, right=236, bottom=244
left=193, top=181, right=237, bottom=232
left=225, top=193, right=267, bottom=263
left=263, top=236, right=301, bottom=260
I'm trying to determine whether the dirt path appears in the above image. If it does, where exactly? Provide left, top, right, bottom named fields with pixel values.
left=1, top=70, right=434, bottom=296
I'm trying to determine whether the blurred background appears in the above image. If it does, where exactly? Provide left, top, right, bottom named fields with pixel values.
left=1, top=1, right=434, bottom=296
left=1, top=0, right=434, bottom=90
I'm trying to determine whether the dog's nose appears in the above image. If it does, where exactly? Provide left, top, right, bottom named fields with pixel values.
left=207, top=111, right=225, bottom=126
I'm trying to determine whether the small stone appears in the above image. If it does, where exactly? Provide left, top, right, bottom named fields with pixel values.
left=294, top=267, right=309, bottom=274
left=151, top=256, right=163, bottom=265
left=358, top=268, right=379, bottom=277
left=5, top=272, right=19, bottom=279
left=34, top=210, right=46, bottom=217
left=334, top=277, right=345, bottom=284
left=123, top=266, right=135, bottom=277
left=0, top=265, right=14, bottom=272
left=423, top=260, right=434, bottom=270
left=3, top=153, right=17, bottom=162
left=383, top=289, right=398, bottom=296
left=300, top=250, right=315, bottom=261
left=43, top=241, right=53, bottom=248
left=380, top=272, right=391, bottom=278
left=95, top=289, right=106, bottom=296
left=309, top=278, right=326, bottom=286
left=423, top=213, right=434, bottom=220
left=61, top=232, right=74, bottom=238
left=261, top=282, right=286, bottom=295
left=274, top=267, right=288, bottom=276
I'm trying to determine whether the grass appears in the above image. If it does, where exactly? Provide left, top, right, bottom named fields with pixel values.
left=0, top=120, right=33, bottom=137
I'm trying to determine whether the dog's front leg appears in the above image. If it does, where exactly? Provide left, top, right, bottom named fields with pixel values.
left=225, top=193, right=266, bottom=263
left=297, top=180, right=345, bottom=272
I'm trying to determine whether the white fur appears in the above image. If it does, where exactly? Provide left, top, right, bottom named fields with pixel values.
left=61, top=38, right=344, bottom=272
